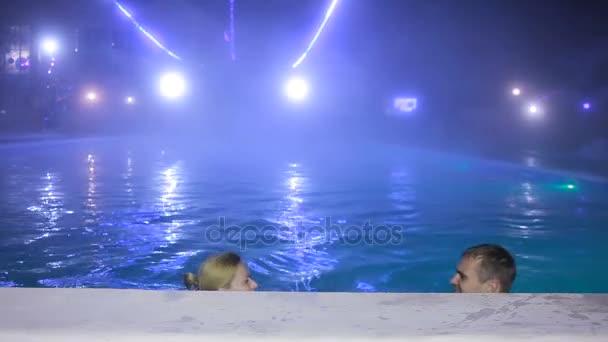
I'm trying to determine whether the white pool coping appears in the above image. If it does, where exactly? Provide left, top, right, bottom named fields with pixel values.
left=1, top=288, right=607, bottom=341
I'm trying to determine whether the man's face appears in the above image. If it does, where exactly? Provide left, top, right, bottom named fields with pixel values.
left=450, top=257, right=497, bottom=293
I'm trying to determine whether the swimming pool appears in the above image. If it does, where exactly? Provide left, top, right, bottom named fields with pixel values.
left=1, top=137, right=607, bottom=292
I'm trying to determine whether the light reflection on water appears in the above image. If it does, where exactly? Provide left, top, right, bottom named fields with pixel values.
left=85, top=154, right=98, bottom=223
left=276, top=162, right=336, bottom=291
left=503, top=181, right=547, bottom=240
left=158, top=163, right=184, bottom=245
left=0, top=140, right=607, bottom=292
left=25, top=171, right=64, bottom=244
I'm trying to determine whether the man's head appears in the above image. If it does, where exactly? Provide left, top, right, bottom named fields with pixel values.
left=450, top=244, right=516, bottom=293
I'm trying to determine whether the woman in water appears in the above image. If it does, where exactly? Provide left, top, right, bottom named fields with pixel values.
left=184, top=252, right=258, bottom=291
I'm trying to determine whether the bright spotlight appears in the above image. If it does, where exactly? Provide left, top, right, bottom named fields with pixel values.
left=285, top=77, right=309, bottom=101
left=583, top=102, right=591, bottom=110
left=159, top=72, right=186, bottom=99
left=512, top=88, right=521, bottom=96
left=529, top=105, right=538, bottom=113
left=86, top=92, right=97, bottom=102
left=41, top=38, right=59, bottom=55
left=526, top=103, right=542, bottom=119
left=126, top=96, right=135, bottom=104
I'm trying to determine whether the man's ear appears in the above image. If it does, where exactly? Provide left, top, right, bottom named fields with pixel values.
left=483, top=279, right=501, bottom=293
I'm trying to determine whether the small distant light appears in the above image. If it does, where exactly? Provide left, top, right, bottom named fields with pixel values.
left=126, top=96, right=135, bottom=104
left=554, top=183, right=577, bottom=191
left=86, top=92, right=97, bottom=101
left=583, top=102, right=591, bottom=110
left=512, top=88, right=521, bottom=96
left=525, top=103, right=544, bottom=120
left=51, top=57, right=55, bottom=62
left=51, top=62, right=55, bottom=67
left=47, top=70, right=52, bottom=74
left=527, top=104, right=540, bottom=115
left=394, top=97, right=418, bottom=112
left=74, top=48, right=78, bottom=52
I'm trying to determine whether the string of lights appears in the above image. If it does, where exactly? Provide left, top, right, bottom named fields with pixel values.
left=114, top=1, right=182, bottom=61
left=291, top=0, right=340, bottom=68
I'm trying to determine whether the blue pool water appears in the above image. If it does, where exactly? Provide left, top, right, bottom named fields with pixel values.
left=1, top=137, right=607, bottom=292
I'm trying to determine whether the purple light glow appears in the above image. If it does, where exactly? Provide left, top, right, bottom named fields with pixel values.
left=292, top=0, right=340, bottom=68
left=583, top=102, right=591, bottom=110
left=114, top=1, right=181, bottom=61
left=86, top=92, right=97, bottom=101
left=394, top=97, right=417, bottom=112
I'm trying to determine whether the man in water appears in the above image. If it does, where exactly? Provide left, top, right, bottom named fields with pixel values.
left=450, top=244, right=516, bottom=293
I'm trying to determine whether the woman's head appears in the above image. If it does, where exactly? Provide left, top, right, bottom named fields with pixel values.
left=184, top=252, right=258, bottom=291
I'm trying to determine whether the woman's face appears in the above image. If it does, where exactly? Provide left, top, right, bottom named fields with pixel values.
left=225, top=263, right=258, bottom=291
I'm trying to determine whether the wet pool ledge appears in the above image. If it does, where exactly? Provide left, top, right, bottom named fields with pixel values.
left=0, top=289, right=607, bottom=341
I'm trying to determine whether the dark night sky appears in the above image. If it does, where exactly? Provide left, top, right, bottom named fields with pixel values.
left=3, top=0, right=607, bottom=88
left=1, top=0, right=607, bottom=148
left=4, top=0, right=607, bottom=68
left=127, top=0, right=608, bottom=106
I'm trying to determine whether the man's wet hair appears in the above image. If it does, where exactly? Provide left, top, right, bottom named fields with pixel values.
left=462, top=244, right=516, bottom=292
